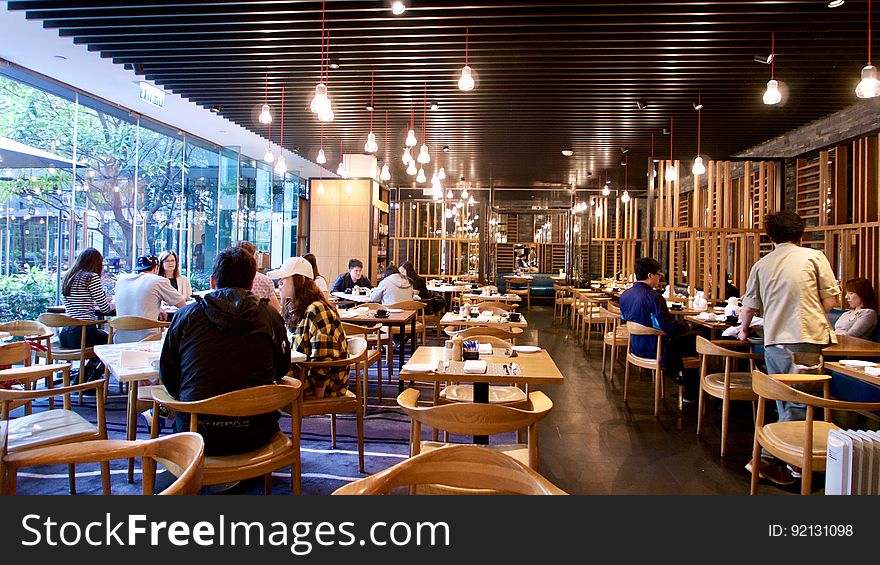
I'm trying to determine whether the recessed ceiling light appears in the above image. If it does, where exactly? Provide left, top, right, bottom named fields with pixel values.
left=635, top=100, right=647, bottom=110
left=365, top=104, right=374, bottom=112
left=210, top=104, right=221, bottom=113
left=753, top=54, right=773, bottom=65
left=561, top=149, right=574, bottom=157
left=692, top=101, right=704, bottom=110
left=828, top=1, right=844, bottom=8
left=53, top=55, right=67, bottom=60
left=442, top=145, right=450, bottom=152
left=620, top=146, right=629, bottom=153
left=430, top=101, right=439, bottom=111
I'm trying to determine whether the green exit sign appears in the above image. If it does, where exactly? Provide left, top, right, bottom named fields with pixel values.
left=139, top=82, right=165, bottom=109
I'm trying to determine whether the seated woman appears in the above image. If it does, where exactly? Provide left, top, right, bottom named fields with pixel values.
left=369, top=264, right=414, bottom=305
left=303, top=253, right=329, bottom=294
left=270, top=257, right=348, bottom=399
left=834, top=277, right=878, bottom=339
left=158, top=250, right=192, bottom=298
left=400, top=261, right=445, bottom=314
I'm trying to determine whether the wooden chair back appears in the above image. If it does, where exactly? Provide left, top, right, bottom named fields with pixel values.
left=0, top=320, right=53, bottom=341
left=3, top=433, right=205, bottom=496
left=331, top=444, right=566, bottom=495
left=444, top=326, right=524, bottom=342
left=107, top=316, right=169, bottom=343
left=457, top=334, right=513, bottom=350
left=0, top=341, right=31, bottom=366
left=473, top=301, right=515, bottom=312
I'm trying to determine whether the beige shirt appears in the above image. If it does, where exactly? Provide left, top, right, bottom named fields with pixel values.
left=742, top=242, right=840, bottom=346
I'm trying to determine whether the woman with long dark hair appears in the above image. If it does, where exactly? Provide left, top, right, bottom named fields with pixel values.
left=400, top=260, right=444, bottom=314
left=303, top=253, right=328, bottom=294
left=60, top=247, right=115, bottom=350
left=834, top=277, right=878, bottom=339
left=158, top=250, right=192, bottom=298
left=269, top=257, right=348, bottom=399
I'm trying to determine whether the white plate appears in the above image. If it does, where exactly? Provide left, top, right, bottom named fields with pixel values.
left=512, top=345, right=541, bottom=353
left=291, top=351, right=307, bottom=363
left=386, top=308, right=404, bottom=313
left=401, top=363, right=435, bottom=374
left=839, top=359, right=878, bottom=367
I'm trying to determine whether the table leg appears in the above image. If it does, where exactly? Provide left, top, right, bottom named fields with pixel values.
left=473, top=383, right=489, bottom=444
left=127, top=380, right=139, bottom=483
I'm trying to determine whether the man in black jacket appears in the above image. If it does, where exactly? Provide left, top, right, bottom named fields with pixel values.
left=330, top=258, right=373, bottom=293
left=159, top=246, right=290, bottom=455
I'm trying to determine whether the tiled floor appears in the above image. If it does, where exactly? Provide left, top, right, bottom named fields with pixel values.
left=497, top=304, right=797, bottom=495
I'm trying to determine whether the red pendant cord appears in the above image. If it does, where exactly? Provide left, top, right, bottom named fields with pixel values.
left=771, top=32, right=775, bottom=79
left=321, top=0, right=326, bottom=83
left=422, top=81, right=427, bottom=144
left=465, top=28, right=469, bottom=66
left=410, top=101, right=414, bottom=131
left=279, top=86, right=284, bottom=149
left=370, top=71, right=374, bottom=131
left=869, top=0, right=873, bottom=65
left=384, top=110, right=389, bottom=161
left=669, top=116, right=674, bottom=162
left=340, top=139, right=344, bottom=169
left=319, top=123, right=324, bottom=180
left=697, top=95, right=701, bottom=156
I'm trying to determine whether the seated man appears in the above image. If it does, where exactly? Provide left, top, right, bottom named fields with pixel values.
left=114, top=254, right=186, bottom=343
left=330, top=258, right=373, bottom=293
left=619, top=257, right=698, bottom=401
left=159, top=246, right=290, bottom=455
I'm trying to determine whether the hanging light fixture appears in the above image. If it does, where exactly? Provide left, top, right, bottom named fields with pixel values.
left=446, top=188, right=454, bottom=199
left=402, top=147, right=412, bottom=165
left=316, top=123, right=327, bottom=164
left=262, top=74, right=274, bottom=163
left=416, top=167, right=427, bottom=183
left=418, top=81, right=431, bottom=164
left=391, top=1, right=406, bottom=15
left=692, top=95, right=706, bottom=175
left=665, top=116, right=676, bottom=182
left=311, top=1, right=334, bottom=122
left=364, top=72, right=379, bottom=153
left=438, top=167, right=446, bottom=180
left=621, top=190, right=630, bottom=204
left=407, top=158, right=417, bottom=176
left=856, top=0, right=880, bottom=98
left=380, top=110, right=392, bottom=182
left=458, top=28, right=475, bottom=91
left=336, top=140, right=349, bottom=178
left=258, top=70, right=273, bottom=124
left=274, top=87, right=288, bottom=175
left=763, top=32, right=782, bottom=105
left=621, top=155, right=632, bottom=204
left=461, top=187, right=469, bottom=199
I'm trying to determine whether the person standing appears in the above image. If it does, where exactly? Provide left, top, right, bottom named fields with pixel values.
left=737, top=210, right=839, bottom=484
left=619, top=257, right=698, bottom=401
left=160, top=246, right=290, bottom=455
left=114, top=254, right=186, bottom=343
left=158, top=250, right=192, bottom=299
left=330, top=258, right=373, bottom=293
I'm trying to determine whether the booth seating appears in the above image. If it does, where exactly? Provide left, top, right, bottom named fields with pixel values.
left=495, top=273, right=556, bottom=300
left=824, top=308, right=880, bottom=419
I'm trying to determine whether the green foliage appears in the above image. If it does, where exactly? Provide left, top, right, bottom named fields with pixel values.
left=0, top=265, right=56, bottom=323
left=189, top=271, right=211, bottom=292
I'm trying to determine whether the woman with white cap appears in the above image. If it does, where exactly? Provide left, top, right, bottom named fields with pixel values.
left=269, top=257, right=348, bottom=399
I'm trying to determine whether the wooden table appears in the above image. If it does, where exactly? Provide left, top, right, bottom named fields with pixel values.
left=402, top=345, right=564, bottom=443
left=439, top=311, right=528, bottom=329
left=331, top=291, right=374, bottom=303
left=340, top=308, right=418, bottom=372
left=825, top=361, right=880, bottom=388
left=461, top=293, right=521, bottom=304
left=823, top=334, right=880, bottom=358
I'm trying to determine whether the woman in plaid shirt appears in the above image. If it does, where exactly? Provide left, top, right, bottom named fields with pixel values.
left=270, top=257, right=349, bottom=399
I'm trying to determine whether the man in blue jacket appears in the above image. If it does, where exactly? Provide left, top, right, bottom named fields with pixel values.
left=619, top=257, right=698, bottom=402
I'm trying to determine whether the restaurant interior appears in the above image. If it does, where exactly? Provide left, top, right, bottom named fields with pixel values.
left=1, top=1, right=880, bottom=497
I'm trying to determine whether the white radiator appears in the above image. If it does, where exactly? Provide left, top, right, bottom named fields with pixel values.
left=825, top=429, right=880, bottom=495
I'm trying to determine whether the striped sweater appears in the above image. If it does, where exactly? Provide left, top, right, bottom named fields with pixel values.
left=62, top=271, right=113, bottom=320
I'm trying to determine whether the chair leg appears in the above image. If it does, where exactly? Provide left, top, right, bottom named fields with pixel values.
left=357, top=410, right=365, bottom=473
left=610, top=344, right=618, bottom=381
left=330, top=414, right=337, bottom=448
left=68, top=464, right=76, bottom=494
left=623, top=360, right=631, bottom=402
left=750, top=436, right=762, bottom=495
left=696, top=388, right=705, bottom=436
left=601, top=343, right=607, bottom=375
left=654, top=368, right=662, bottom=417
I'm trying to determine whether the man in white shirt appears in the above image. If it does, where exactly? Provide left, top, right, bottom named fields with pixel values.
left=114, top=254, right=187, bottom=343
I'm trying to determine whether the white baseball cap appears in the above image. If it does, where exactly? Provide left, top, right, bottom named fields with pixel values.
left=268, top=256, right=314, bottom=280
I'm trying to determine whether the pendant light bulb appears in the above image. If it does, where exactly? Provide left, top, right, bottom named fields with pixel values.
left=665, top=163, right=677, bottom=182
left=458, top=65, right=475, bottom=91
left=310, top=83, right=328, bottom=114
left=763, top=79, right=782, bottom=105
left=380, top=163, right=391, bottom=182
left=417, top=144, right=430, bottom=164
left=364, top=132, right=378, bottom=153
left=445, top=208, right=453, bottom=219
left=336, top=161, right=348, bottom=178
left=407, top=160, right=417, bottom=176
left=274, top=155, right=288, bottom=175
left=263, top=144, right=275, bottom=163
left=316, top=149, right=327, bottom=165
left=416, top=167, right=427, bottom=183
left=461, top=188, right=469, bottom=199
left=856, top=64, right=880, bottom=98
left=402, top=147, right=412, bottom=165
left=405, top=129, right=418, bottom=147
left=258, top=103, right=273, bottom=124
left=318, top=106, right=334, bottom=122
left=317, top=182, right=325, bottom=194
left=433, top=188, right=443, bottom=200
left=595, top=204, right=602, bottom=219
left=621, top=190, right=631, bottom=204
left=602, top=185, right=610, bottom=197
left=692, top=156, right=706, bottom=175
left=391, top=1, right=406, bottom=16
left=438, top=167, right=446, bottom=181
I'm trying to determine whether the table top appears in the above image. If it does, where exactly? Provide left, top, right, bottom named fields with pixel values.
left=94, top=340, right=163, bottom=383
left=461, top=293, right=521, bottom=302
left=684, top=314, right=732, bottom=329
left=823, top=334, right=880, bottom=358
left=825, top=361, right=880, bottom=388
left=426, top=283, right=481, bottom=293
left=440, top=311, right=528, bottom=328
left=331, top=291, right=374, bottom=303
left=403, top=346, right=564, bottom=385
left=339, top=308, right=417, bottom=324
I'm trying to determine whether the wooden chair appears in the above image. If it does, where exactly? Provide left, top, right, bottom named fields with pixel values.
left=553, top=284, right=574, bottom=322
left=400, top=387, right=552, bottom=470
left=36, top=313, right=107, bottom=405
left=0, top=320, right=53, bottom=361
left=435, top=335, right=528, bottom=406
left=3, top=433, right=205, bottom=496
left=695, top=337, right=760, bottom=457
left=0, top=363, right=109, bottom=495
left=506, top=276, right=532, bottom=309
left=151, top=379, right=304, bottom=494
left=105, top=315, right=169, bottom=394
left=471, top=300, right=516, bottom=312
left=749, top=370, right=880, bottom=495
left=599, top=306, right=628, bottom=381
left=623, top=321, right=698, bottom=417
left=0, top=342, right=35, bottom=415
left=331, top=444, right=566, bottom=495
left=342, top=323, right=388, bottom=410
left=299, top=340, right=368, bottom=473
left=386, top=299, right=428, bottom=347
left=443, top=326, right=524, bottom=344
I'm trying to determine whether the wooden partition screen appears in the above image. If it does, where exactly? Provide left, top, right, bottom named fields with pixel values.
left=654, top=159, right=781, bottom=302
left=588, top=196, right=640, bottom=280
left=391, top=200, right=480, bottom=278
